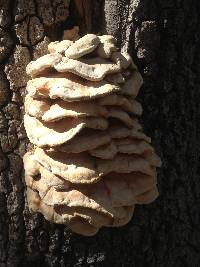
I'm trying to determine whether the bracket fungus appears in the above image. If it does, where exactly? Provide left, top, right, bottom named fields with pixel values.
left=24, top=33, right=161, bottom=236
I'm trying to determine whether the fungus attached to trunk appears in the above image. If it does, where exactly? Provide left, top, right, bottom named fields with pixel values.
left=24, top=33, right=161, bottom=236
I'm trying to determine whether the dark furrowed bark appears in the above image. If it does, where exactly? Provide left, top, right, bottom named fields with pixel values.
left=0, top=0, right=200, bottom=266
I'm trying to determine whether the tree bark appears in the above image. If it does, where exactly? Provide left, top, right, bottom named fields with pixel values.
left=0, top=0, right=200, bottom=266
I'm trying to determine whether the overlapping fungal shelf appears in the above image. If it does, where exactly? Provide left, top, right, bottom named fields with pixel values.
left=24, top=33, right=161, bottom=236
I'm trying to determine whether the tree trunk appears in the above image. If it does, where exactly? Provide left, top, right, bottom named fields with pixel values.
left=0, top=0, right=200, bottom=266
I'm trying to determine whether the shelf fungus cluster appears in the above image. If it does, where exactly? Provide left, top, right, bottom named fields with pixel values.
left=24, top=34, right=161, bottom=236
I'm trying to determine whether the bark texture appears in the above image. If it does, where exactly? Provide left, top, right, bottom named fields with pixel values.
left=0, top=0, right=200, bottom=266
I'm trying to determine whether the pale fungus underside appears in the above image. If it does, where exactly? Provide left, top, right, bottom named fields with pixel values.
left=24, top=33, right=161, bottom=236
